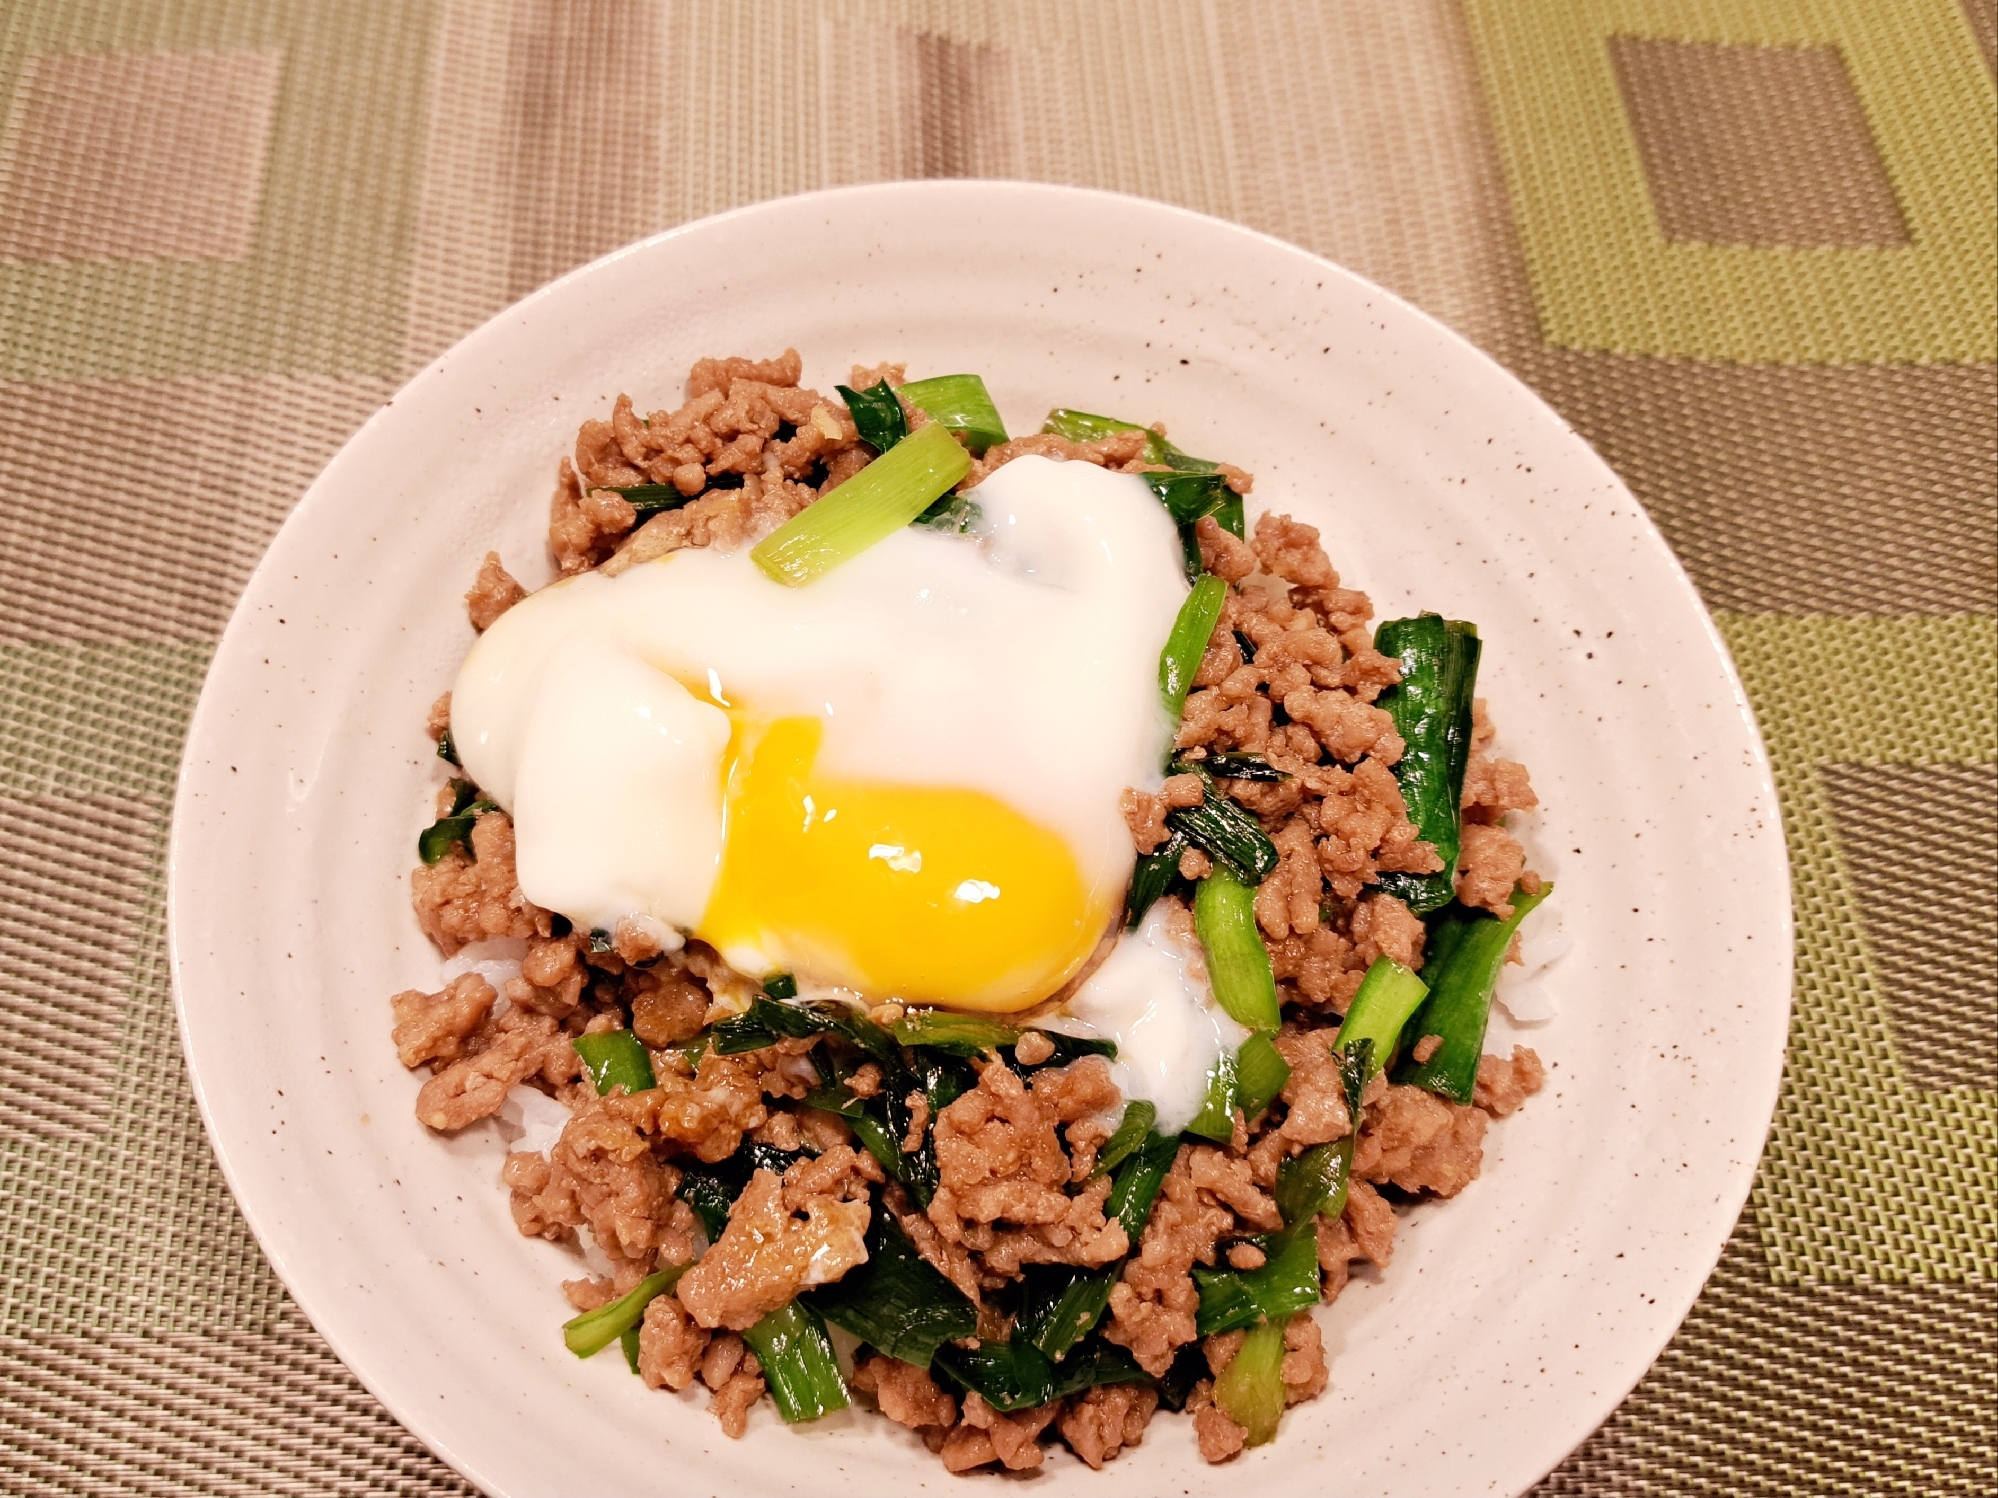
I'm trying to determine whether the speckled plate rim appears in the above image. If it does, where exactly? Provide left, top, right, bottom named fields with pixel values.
left=168, top=181, right=1792, bottom=1498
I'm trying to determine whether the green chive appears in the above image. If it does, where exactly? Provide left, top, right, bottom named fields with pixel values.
left=751, top=422, right=970, bottom=586
left=1194, top=866, right=1282, bottom=1031
left=899, top=374, right=1008, bottom=455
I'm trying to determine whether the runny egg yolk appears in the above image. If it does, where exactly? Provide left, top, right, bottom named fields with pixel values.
left=699, top=715, right=1110, bottom=1012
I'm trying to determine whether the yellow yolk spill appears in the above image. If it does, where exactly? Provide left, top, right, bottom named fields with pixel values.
left=698, top=716, right=1109, bottom=1012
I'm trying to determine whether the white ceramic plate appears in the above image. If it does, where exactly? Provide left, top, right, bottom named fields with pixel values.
left=169, top=182, right=1789, bottom=1498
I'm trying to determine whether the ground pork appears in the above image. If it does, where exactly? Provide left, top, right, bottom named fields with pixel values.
left=415, top=1006, right=578, bottom=1132
left=1350, top=893, right=1426, bottom=971
left=636, top=1290, right=709, bottom=1391
left=1474, top=1046, right=1547, bottom=1117
left=851, top=1353, right=957, bottom=1437
left=1271, top=1023, right=1352, bottom=1147
left=1281, top=1314, right=1329, bottom=1404
left=1194, top=1404, right=1248, bottom=1463
left=925, top=1058, right=1129, bottom=1281
left=599, top=471, right=820, bottom=576
left=1342, top=1177, right=1397, bottom=1265
left=940, top=1391, right=1062, bottom=1473
left=410, top=811, right=548, bottom=954
left=1354, top=1085, right=1487, bottom=1197
left=674, top=1150, right=875, bottom=1330
left=1103, top=1145, right=1235, bottom=1376
left=624, top=966, right=709, bottom=1046
left=1059, top=1383, right=1158, bottom=1469
left=1455, top=822, right=1528, bottom=917
left=706, top=1344, right=766, bottom=1438
left=390, top=972, right=496, bottom=1068
left=464, top=551, right=525, bottom=630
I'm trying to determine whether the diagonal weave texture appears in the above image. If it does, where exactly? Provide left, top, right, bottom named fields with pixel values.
left=1, top=1, right=1993, bottom=1495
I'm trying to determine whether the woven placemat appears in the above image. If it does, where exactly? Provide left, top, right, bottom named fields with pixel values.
left=2, top=2, right=1992, bottom=1493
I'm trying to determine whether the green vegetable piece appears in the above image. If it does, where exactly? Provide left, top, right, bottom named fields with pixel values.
left=805, top=1206, right=978, bottom=1369
left=1039, top=409, right=1224, bottom=476
left=619, top=1323, right=643, bottom=1374
left=1194, top=867, right=1282, bottom=1031
left=933, top=1337, right=1148, bottom=1413
left=743, top=1301, right=849, bottom=1422
left=1143, top=469, right=1233, bottom=527
left=1234, top=1031, right=1292, bottom=1122
left=891, top=1009, right=1016, bottom=1055
left=1371, top=614, right=1482, bottom=913
left=912, top=492, right=982, bottom=533
left=835, top=380, right=909, bottom=453
left=612, top=482, right=692, bottom=517
left=899, top=374, right=1008, bottom=455
left=572, top=1029, right=657, bottom=1097
left=417, top=778, right=495, bottom=864
left=436, top=728, right=459, bottom=767
left=1160, top=575, right=1229, bottom=721
left=1214, top=488, right=1246, bottom=540
left=1213, top=1316, right=1290, bottom=1446
left=676, top=1142, right=809, bottom=1239
left=710, top=995, right=897, bottom=1065
left=761, top=973, right=798, bottom=1001
left=1271, top=1049, right=1363, bottom=1227
left=1332, top=958, right=1429, bottom=1080
left=562, top=1265, right=687, bottom=1358
left=1192, top=1225, right=1321, bottom=1336
left=1124, top=829, right=1185, bottom=930
left=1198, top=752, right=1287, bottom=783
left=751, top=421, right=971, bottom=586
left=1183, top=1051, right=1238, bottom=1142
left=1396, top=884, right=1552, bottom=1103
left=1169, top=787, right=1280, bottom=884
left=1092, top=1101, right=1158, bottom=1178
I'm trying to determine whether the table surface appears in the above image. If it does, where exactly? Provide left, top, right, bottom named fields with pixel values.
left=0, top=2, right=1991, bottom=1494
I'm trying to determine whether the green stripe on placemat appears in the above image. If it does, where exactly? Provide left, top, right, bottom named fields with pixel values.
left=0, top=1, right=1991, bottom=1494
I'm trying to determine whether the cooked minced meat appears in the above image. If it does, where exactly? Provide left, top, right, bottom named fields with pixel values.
left=388, top=351, right=1549, bottom=1469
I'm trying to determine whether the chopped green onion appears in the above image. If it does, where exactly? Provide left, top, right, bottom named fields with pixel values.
left=572, top=1029, right=657, bottom=1096
left=1198, top=752, right=1287, bottom=782
left=1235, top=1031, right=1292, bottom=1121
left=1193, top=1225, right=1321, bottom=1336
left=1232, top=629, right=1258, bottom=662
left=1184, top=1051, right=1238, bottom=1142
left=835, top=380, right=908, bottom=453
left=912, top=492, right=981, bottom=533
left=1332, top=958, right=1429, bottom=1079
left=891, top=1009, right=1016, bottom=1055
left=1144, top=470, right=1232, bottom=526
left=1125, top=829, right=1186, bottom=930
left=933, top=1336, right=1148, bottom=1413
left=436, top=729, right=459, bottom=767
left=676, top=1143, right=810, bottom=1239
left=417, top=778, right=495, bottom=864
left=899, top=374, right=1007, bottom=455
left=562, top=1264, right=688, bottom=1358
left=805, top=1205, right=977, bottom=1369
left=612, top=482, right=691, bottom=516
left=1396, top=883, right=1552, bottom=1103
left=1160, top=575, right=1228, bottom=721
left=1371, top=614, right=1482, bottom=913
left=762, top=973, right=798, bottom=1001
left=587, top=927, right=614, bottom=954
left=743, top=1301, right=849, bottom=1422
left=1170, top=784, right=1280, bottom=884
left=710, top=995, right=898, bottom=1066
left=1194, top=866, right=1282, bottom=1031
left=751, top=422, right=971, bottom=587
left=619, top=1324, right=643, bottom=1373
left=1214, top=487, right=1246, bottom=540
left=1092, top=1101, right=1158, bottom=1178
left=1039, top=409, right=1223, bottom=475
left=1271, top=1049, right=1363, bottom=1226
left=1213, top=1316, right=1289, bottom=1446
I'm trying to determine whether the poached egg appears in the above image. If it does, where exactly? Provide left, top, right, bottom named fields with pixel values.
left=451, top=455, right=1189, bottom=1013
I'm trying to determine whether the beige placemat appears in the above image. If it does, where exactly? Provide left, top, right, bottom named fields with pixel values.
left=2, top=2, right=1992, bottom=1493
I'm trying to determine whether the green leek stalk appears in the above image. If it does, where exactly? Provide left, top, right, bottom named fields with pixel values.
left=562, top=1264, right=689, bottom=1358
left=742, top=1301, right=849, bottom=1422
left=1235, top=1031, right=1292, bottom=1122
left=571, top=1029, right=656, bottom=1096
left=751, top=422, right=971, bottom=586
left=1213, top=1316, right=1291, bottom=1446
left=1331, top=958, right=1429, bottom=1079
left=1194, top=867, right=1282, bottom=1031
left=1160, top=575, right=1228, bottom=720
left=1371, top=614, right=1481, bottom=913
left=1396, top=883, right=1552, bottom=1103
left=899, top=374, right=1008, bottom=454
